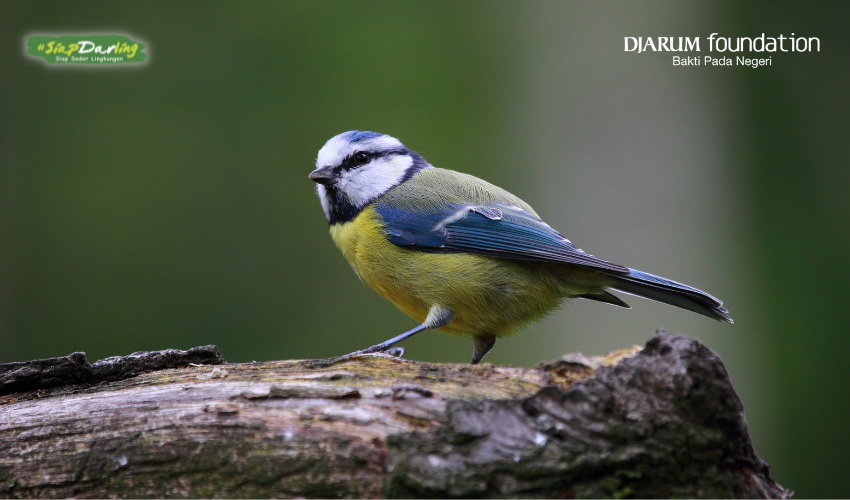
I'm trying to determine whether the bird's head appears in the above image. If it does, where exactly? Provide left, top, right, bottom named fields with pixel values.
left=309, top=131, right=429, bottom=224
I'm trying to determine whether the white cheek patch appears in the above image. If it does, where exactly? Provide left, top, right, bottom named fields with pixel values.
left=337, top=155, right=413, bottom=208
left=316, top=184, right=333, bottom=220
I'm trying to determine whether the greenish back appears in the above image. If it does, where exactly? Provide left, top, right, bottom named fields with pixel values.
left=378, top=168, right=539, bottom=217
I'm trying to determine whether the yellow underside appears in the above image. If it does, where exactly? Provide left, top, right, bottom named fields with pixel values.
left=330, top=206, right=612, bottom=338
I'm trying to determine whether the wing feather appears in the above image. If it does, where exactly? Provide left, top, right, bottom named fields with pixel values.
left=375, top=201, right=628, bottom=273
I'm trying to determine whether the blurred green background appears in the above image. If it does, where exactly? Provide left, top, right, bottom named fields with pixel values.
left=1, top=1, right=848, bottom=496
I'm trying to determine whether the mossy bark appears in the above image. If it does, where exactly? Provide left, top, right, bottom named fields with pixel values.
left=0, top=331, right=789, bottom=498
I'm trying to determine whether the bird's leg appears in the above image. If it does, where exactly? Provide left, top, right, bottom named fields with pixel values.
left=470, top=334, right=496, bottom=364
left=338, top=305, right=453, bottom=359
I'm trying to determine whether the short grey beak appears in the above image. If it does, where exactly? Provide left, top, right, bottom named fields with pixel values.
left=309, top=166, right=336, bottom=185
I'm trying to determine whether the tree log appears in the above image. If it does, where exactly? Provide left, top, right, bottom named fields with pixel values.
left=0, top=330, right=790, bottom=498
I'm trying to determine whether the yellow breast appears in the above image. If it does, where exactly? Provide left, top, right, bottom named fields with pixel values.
left=330, top=207, right=432, bottom=324
left=328, top=206, right=585, bottom=338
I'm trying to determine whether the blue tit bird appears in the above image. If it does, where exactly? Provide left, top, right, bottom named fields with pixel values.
left=309, top=130, right=732, bottom=364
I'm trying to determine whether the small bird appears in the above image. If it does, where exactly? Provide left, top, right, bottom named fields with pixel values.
left=309, top=131, right=732, bottom=364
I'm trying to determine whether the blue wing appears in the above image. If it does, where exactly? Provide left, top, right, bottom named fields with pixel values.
left=374, top=202, right=629, bottom=273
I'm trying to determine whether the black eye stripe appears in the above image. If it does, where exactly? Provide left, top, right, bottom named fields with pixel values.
left=372, top=148, right=408, bottom=159
left=339, top=148, right=410, bottom=171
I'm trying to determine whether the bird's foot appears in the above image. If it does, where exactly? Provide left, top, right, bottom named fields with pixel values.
left=317, top=346, right=406, bottom=367
left=385, top=347, right=406, bottom=358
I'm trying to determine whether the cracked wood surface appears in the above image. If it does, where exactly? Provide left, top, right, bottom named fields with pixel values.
left=0, top=331, right=790, bottom=498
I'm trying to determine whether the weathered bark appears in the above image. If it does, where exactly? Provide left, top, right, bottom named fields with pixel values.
left=0, top=330, right=790, bottom=498
left=0, top=345, right=226, bottom=395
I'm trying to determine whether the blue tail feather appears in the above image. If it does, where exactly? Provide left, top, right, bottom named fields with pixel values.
left=610, top=269, right=733, bottom=323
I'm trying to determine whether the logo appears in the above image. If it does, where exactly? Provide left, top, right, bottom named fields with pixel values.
left=25, top=35, right=147, bottom=65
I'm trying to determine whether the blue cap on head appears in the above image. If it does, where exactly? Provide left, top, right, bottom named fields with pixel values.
left=343, top=130, right=385, bottom=143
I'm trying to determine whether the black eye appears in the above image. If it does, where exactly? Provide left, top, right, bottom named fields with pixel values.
left=354, top=152, right=370, bottom=165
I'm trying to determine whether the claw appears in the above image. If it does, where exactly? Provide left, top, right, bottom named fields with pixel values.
left=386, top=347, right=405, bottom=358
